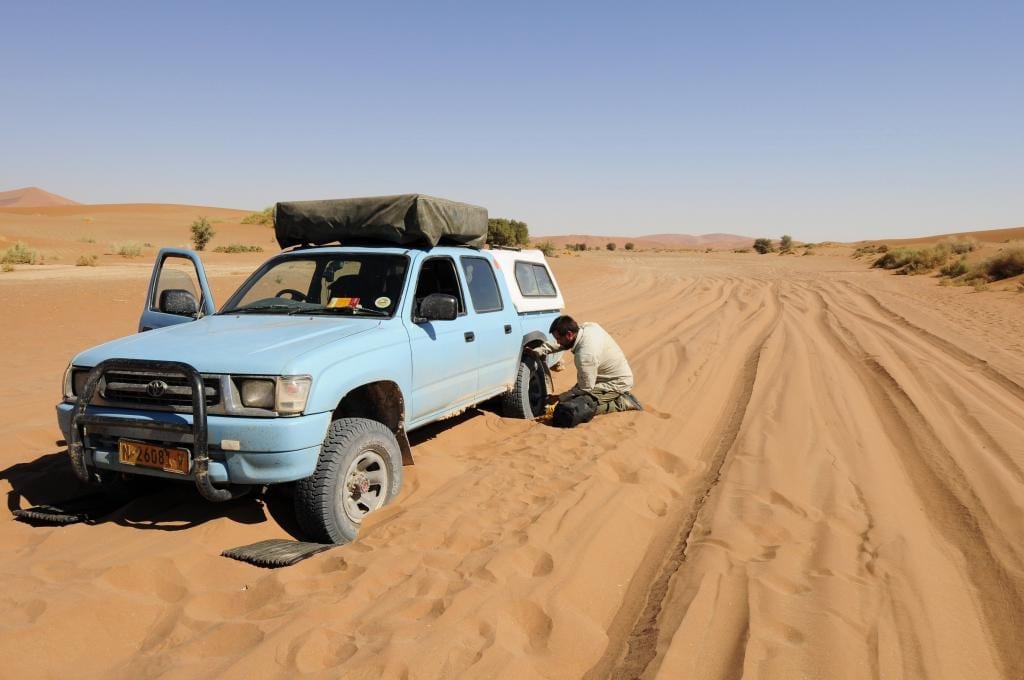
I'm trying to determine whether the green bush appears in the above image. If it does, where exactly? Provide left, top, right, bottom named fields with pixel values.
left=1, top=241, right=38, bottom=265
left=753, top=238, right=774, bottom=254
left=534, top=241, right=556, bottom=257
left=76, top=254, right=98, bottom=266
left=939, top=257, right=968, bottom=277
left=213, top=244, right=264, bottom=254
left=115, top=242, right=142, bottom=258
left=190, top=216, right=216, bottom=251
left=241, top=206, right=275, bottom=226
left=487, top=218, right=529, bottom=247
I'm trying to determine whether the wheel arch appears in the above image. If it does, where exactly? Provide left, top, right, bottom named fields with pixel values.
left=332, top=380, right=414, bottom=465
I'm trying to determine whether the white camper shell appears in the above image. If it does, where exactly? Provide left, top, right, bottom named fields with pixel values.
left=488, top=248, right=565, bottom=315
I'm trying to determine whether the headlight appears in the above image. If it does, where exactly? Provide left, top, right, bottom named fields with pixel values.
left=276, top=376, right=312, bottom=415
left=239, top=379, right=275, bottom=409
left=62, top=364, right=73, bottom=400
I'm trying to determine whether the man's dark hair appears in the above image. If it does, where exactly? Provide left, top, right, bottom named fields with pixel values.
left=549, top=315, right=579, bottom=335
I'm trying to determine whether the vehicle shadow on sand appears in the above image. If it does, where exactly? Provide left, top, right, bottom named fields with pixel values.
left=2, top=447, right=301, bottom=537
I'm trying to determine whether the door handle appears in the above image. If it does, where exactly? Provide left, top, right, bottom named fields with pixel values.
left=464, top=332, right=475, bottom=342
left=504, top=324, right=512, bottom=334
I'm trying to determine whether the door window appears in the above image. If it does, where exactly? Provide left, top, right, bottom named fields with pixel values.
left=414, top=258, right=465, bottom=316
left=151, top=255, right=203, bottom=311
left=460, top=257, right=503, bottom=313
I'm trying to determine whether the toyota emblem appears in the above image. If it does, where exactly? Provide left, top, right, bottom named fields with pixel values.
left=146, top=380, right=168, bottom=397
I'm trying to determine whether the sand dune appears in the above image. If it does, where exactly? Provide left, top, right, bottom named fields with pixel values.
left=1, top=227, right=1023, bottom=677
left=0, top=187, right=80, bottom=208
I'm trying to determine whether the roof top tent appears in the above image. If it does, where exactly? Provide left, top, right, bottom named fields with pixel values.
left=274, top=194, right=488, bottom=249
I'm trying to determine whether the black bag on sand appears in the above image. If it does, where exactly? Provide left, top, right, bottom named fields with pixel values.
left=552, top=394, right=599, bottom=428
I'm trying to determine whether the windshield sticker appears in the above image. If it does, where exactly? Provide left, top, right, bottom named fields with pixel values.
left=327, top=297, right=360, bottom=308
left=374, top=296, right=391, bottom=309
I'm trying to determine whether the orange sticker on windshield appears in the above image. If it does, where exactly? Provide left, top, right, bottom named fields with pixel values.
left=327, top=297, right=360, bottom=308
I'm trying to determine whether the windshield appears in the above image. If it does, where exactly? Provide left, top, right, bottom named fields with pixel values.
left=220, top=253, right=408, bottom=317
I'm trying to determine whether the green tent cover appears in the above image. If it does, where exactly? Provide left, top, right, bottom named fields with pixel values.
left=274, top=194, right=488, bottom=249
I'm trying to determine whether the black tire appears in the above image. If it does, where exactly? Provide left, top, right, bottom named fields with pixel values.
left=502, top=354, right=548, bottom=419
left=294, top=418, right=403, bottom=544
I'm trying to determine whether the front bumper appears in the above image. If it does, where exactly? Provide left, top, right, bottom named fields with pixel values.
left=56, top=402, right=330, bottom=485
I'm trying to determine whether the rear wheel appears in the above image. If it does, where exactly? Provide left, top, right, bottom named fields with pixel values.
left=294, top=418, right=403, bottom=543
left=502, top=354, right=548, bottom=419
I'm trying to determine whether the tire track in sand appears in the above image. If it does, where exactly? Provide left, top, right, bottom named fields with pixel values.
left=587, top=283, right=782, bottom=680
left=816, top=289, right=1024, bottom=679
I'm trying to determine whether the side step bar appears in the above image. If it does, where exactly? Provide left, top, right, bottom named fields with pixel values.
left=69, top=358, right=235, bottom=502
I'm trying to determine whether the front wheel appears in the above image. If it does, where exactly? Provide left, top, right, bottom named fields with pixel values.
left=294, top=418, right=403, bottom=544
left=502, top=354, right=548, bottom=419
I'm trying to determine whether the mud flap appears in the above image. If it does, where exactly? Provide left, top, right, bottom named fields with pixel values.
left=12, top=494, right=125, bottom=526
left=221, top=539, right=334, bottom=568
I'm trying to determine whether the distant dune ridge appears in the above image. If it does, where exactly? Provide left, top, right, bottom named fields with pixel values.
left=0, top=186, right=79, bottom=208
left=536, top=233, right=756, bottom=250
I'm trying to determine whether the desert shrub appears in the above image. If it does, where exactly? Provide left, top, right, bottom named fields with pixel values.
left=606, top=242, right=617, bottom=251
left=939, top=257, right=968, bottom=278
left=973, top=280, right=990, bottom=291
left=2, top=241, right=38, bottom=264
left=534, top=241, right=556, bottom=257
left=487, top=218, right=529, bottom=247
left=213, top=244, right=264, bottom=254
left=190, top=216, right=215, bottom=251
left=624, top=242, right=635, bottom=251
left=979, top=247, right=1024, bottom=281
left=143, top=242, right=153, bottom=247
left=948, top=237, right=978, bottom=255
left=76, top=254, right=98, bottom=266
left=79, top=236, right=96, bottom=244
left=733, top=247, right=752, bottom=253
left=753, top=238, right=774, bottom=254
left=115, top=242, right=142, bottom=258
left=241, top=207, right=274, bottom=226
left=853, top=244, right=888, bottom=257
left=802, top=249, right=814, bottom=256
left=780, top=235, right=793, bottom=253
left=2, top=262, right=13, bottom=272
left=875, top=244, right=951, bottom=274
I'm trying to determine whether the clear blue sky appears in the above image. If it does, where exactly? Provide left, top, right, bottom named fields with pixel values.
left=3, top=1, right=1022, bottom=241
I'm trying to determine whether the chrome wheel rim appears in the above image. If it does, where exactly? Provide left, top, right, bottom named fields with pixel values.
left=339, top=450, right=388, bottom=524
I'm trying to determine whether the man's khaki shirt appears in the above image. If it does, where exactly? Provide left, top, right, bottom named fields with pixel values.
left=538, top=322, right=634, bottom=401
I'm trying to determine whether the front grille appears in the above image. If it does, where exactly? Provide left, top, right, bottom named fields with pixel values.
left=98, top=371, right=220, bottom=409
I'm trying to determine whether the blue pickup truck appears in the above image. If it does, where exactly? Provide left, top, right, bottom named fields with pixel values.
left=55, top=195, right=563, bottom=543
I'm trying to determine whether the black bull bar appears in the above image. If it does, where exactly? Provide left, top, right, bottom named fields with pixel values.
left=68, top=358, right=235, bottom=502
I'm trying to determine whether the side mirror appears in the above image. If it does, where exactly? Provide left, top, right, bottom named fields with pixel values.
left=417, top=293, right=458, bottom=322
left=159, top=289, right=199, bottom=317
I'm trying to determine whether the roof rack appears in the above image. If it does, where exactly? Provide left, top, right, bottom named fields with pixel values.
left=489, top=245, right=522, bottom=252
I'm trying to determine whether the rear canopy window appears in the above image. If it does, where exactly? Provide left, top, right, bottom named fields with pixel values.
left=460, top=256, right=503, bottom=313
left=514, top=261, right=557, bottom=297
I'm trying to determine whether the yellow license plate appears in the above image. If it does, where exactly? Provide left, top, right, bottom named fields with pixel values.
left=118, top=439, right=191, bottom=475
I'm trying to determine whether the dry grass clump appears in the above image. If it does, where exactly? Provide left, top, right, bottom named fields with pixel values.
left=114, top=242, right=143, bottom=258
left=948, top=237, right=978, bottom=255
left=2, top=241, right=39, bottom=265
left=977, top=247, right=1024, bottom=281
left=874, top=243, right=951, bottom=274
left=76, top=254, right=98, bottom=266
left=213, top=244, right=264, bottom=254
left=939, top=257, right=968, bottom=278
left=2, top=262, right=14, bottom=273
left=854, top=243, right=888, bottom=257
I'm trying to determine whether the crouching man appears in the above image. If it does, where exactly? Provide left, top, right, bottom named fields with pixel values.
left=533, top=315, right=642, bottom=421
